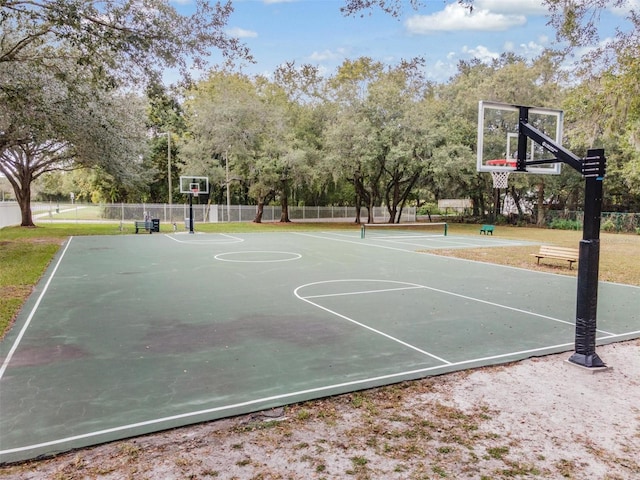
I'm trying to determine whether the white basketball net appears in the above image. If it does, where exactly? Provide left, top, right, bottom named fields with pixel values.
left=491, top=171, right=510, bottom=189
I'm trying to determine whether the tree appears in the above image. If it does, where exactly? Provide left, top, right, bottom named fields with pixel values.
left=340, top=0, right=470, bottom=17
left=546, top=0, right=640, bottom=205
left=0, top=59, right=148, bottom=225
left=0, top=0, right=251, bottom=85
left=1, top=0, right=252, bottom=225
left=182, top=72, right=267, bottom=219
left=145, top=84, right=187, bottom=204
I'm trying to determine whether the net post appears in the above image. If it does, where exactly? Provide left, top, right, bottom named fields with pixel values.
left=444, top=223, right=448, bottom=236
left=360, top=224, right=365, bottom=239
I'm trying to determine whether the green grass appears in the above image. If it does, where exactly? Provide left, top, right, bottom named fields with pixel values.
left=1, top=221, right=638, bottom=338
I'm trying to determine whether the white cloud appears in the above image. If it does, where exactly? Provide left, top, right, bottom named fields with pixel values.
left=611, top=0, right=640, bottom=15
left=461, top=44, right=500, bottom=62
left=475, top=0, right=549, bottom=15
left=308, top=48, right=347, bottom=62
left=405, top=3, right=526, bottom=34
left=505, top=36, right=548, bottom=57
left=425, top=59, right=458, bottom=81
left=227, top=27, right=258, bottom=38
left=518, top=40, right=545, bottom=56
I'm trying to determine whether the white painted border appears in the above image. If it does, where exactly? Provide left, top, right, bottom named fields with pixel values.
left=0, top=238, right=74, bottom=380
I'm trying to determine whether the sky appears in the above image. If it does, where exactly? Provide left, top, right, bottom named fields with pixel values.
left=172, top=0, right=638, bottom=84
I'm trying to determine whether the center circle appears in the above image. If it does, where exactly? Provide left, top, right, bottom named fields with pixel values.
left=214, top=251, right=302, bottom=263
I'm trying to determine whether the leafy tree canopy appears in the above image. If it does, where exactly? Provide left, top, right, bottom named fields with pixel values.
left=1, top=0, right=253, bottom=85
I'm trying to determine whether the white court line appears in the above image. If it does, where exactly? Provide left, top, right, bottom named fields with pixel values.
left=301, top=231, right=640, bottom=290
left=294, top=278, right=617, bottom=338
left=374, top=235, right=525, bottom=250
left=3, top=336, right=613, bottom=457
left=296, top=231, right=525, bottom=253
left=303, top=285, right=424, bottom=300
left=0, top=238, right=74, bottom=380
left=164, top=233, right=244, bottom=244
left=294, top=281, right=452, bottom=364
left=294, top=231, right=418, bottom=253
left=214, top=251, right=302, bottom=263
left=2, top=234, right=636, bottom=459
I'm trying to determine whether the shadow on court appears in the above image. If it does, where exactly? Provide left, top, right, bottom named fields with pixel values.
left=1, top=231, right=638, bottom=463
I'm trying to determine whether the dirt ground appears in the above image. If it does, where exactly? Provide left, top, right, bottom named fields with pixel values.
left=1, top=339, right=638, bottom=480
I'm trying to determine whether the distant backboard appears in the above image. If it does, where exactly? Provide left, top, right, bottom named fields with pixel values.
left=179, top=176, right=209, bottom=195
left=477, top=101, right=564, bottom=175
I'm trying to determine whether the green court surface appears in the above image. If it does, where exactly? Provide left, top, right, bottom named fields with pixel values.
left=1, top=230, right=639, bottom=463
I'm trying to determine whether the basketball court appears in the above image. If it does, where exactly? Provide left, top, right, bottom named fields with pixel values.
left=1, top=229, right=639, bottom=463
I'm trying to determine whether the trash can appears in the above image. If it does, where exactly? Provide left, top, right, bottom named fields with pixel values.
left=152, top=219, right=160, bottom=233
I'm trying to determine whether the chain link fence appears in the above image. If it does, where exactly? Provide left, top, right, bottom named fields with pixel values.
left=546, top=211, right=639, bottom=233
left=28, top=203, right=417, bottom=226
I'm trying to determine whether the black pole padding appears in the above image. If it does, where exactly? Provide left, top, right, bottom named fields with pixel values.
left=189, top=193, right=195, bottom=234
left=569, top=149, right=606, bottom=368
left=570, top=238, right=605, bottom=367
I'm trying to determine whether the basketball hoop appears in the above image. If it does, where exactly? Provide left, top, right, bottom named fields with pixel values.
left=491, top=171, right=510, bottom=189
left=486, top=159, right=517, bottom=168
left=191, top=187, right=200, bottom=197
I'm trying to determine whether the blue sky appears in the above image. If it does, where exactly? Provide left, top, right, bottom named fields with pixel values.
left=174, top=0, right=637, bottom=83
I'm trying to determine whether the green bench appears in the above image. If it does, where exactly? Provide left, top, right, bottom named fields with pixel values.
left=480, top=225, right=494, bottom=235
left=134, top=221, right=153, bottom=234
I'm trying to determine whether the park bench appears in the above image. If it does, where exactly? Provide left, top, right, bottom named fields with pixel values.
left=480, top=225, right=494, bottom=235
left=134, top=220, right=153, bottom=234
left=531, top=245, right=579, bottom=269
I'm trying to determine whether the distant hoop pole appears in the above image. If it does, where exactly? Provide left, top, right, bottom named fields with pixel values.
left=188, top=189, right=197, bottom=234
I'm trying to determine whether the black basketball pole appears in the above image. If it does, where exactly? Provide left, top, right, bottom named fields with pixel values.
left=188, top=191, right=195, bottom=234
left=519, top=112, right=607, bottom=368
left=569, top=149, right=606, bottom=367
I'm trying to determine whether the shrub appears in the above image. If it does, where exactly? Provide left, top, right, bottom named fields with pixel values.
left=601, top=219, right=617, bottom=232
left=549, top=218, right=581, bottom=230
left=417, top=203, right=439, bottom=216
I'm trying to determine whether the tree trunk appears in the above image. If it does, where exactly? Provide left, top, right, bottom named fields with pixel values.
left=279, top=180, right=290, bottom=222
left=253, top=200, right=264, bottom=223
left=510, top=186, right=525, bottom=218
left=492, top=188, right=500, bottom=222
left=17, top=177, right=35, bottom=227
left=536, top=182, right=546, bottom=226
